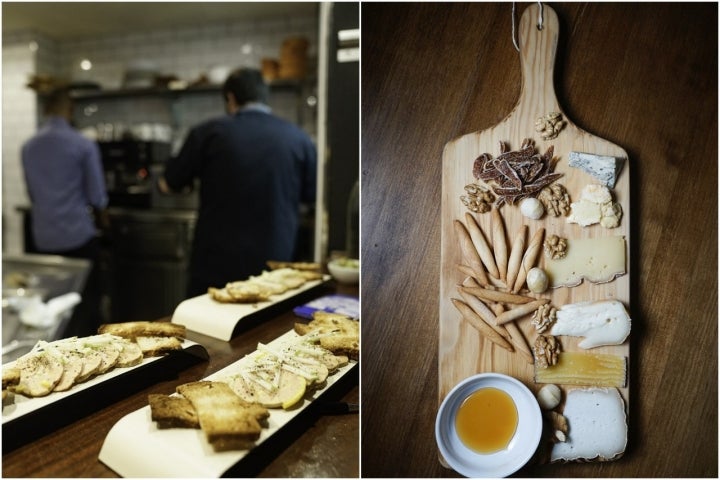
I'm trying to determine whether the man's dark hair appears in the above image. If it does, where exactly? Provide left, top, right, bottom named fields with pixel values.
left=222, top=68, right=269, bottom=105
left=44, top=87, right=73, bottom=116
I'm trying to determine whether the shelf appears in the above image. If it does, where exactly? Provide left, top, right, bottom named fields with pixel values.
left=71, top=79, right=305, bottom=102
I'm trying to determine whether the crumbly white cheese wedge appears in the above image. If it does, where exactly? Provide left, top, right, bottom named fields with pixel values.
left=568, top=151, right=625, bottom=188
left=551, top=388, right=627, bottom=462
left=545, top=236, right=626, bottom=288
left=567, top=184, right=622, bottom=228
left=550, top=300, right=631, bottom=348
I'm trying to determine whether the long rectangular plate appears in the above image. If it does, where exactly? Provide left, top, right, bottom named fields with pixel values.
left=98, top=330, right=357, bottom=477
left=171, top=276, right=331, bottom=341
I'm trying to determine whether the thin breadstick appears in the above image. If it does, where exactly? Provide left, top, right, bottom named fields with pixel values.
left=495, top=299, right=549, bottom=325
left=464, top=213, right=500, bottom=279
left=512, top=227, right=545, bottom=293
left=456, top=263, right=489, bottom=287
left=491, top=208, right=509, bottom=282
left=459, top=286, right=536, bottom=305
left=493, top=304, right=534, bottom=364
left=454, top=220, right=489, bottom=284
left=505, top=225, right=527, bottom=289
left=458, top=288, right=511, bottom=339
left=507, top=324, right=534, bottom=364
left=451, top=298, right=514, bottom=352
left=486, top=275, right=507, bottom=290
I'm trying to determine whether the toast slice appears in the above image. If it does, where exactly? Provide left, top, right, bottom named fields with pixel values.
left=98, top=321, right=186, bottom=340
left=135, top=336, right=183, bottom=357
left=177, top=381, right=268, bottom=451
left=266, top=260, right=322, bottom=272
left=294, top=312, right=360, bottom=360
left=148, top=394, right=200, bottom=428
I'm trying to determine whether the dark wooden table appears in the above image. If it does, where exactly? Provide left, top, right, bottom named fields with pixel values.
left=361, top=2, right=717, bottom=477
left=2, top=283, right=358, bottom=477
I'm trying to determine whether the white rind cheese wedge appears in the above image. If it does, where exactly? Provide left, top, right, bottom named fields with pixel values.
left=551, top=388, right=627, bottom=462
left=545, top=236, right=626, bottom=288
left=550, top=300, right=631, bottom=349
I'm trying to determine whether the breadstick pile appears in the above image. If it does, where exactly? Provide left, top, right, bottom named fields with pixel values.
left=451, top=209, right=546, bottom=363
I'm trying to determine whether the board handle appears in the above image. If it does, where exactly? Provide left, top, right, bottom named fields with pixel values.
left=517, top=3, right=561, bottom=114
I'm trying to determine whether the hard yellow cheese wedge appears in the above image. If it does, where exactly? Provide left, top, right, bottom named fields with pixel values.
left=544, top=236, right=626, bottom=288
left=534, top=351, right=627, bottom=388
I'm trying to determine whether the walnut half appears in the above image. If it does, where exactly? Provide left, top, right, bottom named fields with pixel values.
left=533, top=334, right=561, bottom=369
left=537, top=183, right=571, bottom=217
left=460, top=184, right=494, bottom=214
left=532, top=304, right=557, bottom=333
left=544, top=234, right=568, bottom=260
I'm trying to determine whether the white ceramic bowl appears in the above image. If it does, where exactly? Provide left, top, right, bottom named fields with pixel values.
left=435, top=373, right=543, bottom=478
left=327, top=259, right=359, bottom=285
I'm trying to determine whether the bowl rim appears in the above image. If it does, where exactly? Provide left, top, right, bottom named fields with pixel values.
left=435, top=373, right=543, bottom=478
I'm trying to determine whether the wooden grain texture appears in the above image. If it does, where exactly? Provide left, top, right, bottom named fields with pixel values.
left=361, top=2, right=717, bottom=477
left=2, top=284, right=358, bottom=478
left=440, top=4, right=631, bottom=422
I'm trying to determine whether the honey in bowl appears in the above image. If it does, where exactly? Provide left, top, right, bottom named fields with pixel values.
left=455, top=387, right=519, bottom=454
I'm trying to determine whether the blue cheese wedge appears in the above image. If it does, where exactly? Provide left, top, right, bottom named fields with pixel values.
left=550, top=300, right=631, bottom=348
left=568, top=152, right=625, bottom=188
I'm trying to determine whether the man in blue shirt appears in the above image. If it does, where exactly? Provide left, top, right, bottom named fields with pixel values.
left=22, top=87, right=108, bottom=335
left=161, top=68, right=317, bottom=297
left=23, top=88, right=108, bottom=254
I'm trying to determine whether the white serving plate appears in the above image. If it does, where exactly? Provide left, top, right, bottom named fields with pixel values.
left=98, top=329, right=357, bottom=477
left=171, top=276, right=331, bottom=340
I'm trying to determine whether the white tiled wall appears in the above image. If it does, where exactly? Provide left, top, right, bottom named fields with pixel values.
left=2, top=36, right=37, bottom=254
left=2, top=12, right=318, bottom=254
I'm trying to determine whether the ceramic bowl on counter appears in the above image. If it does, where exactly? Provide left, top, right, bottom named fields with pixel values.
left=327, top=258, right=359, bottom=285
left=435, top=373, right=543, bottom=478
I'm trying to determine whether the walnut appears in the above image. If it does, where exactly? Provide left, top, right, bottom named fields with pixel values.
left=544, top=234, right=568, bottom=260
left=531, top=304, right=557, bottom=332
left=537, top=183, right=571, bottom=217
left=533, top=334, right=561, bottom=369
left=546, top=411, right=569, bottom=443
left=535, top=112, right=565, bottom=140
left=460, top=184, right=494, bottom=214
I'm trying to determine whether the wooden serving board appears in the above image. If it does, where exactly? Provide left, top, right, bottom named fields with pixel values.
left=439, top=1, right=630, bottom=456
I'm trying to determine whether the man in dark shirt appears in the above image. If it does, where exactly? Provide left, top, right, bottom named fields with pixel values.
left=161, top=68, right=317, bottom=297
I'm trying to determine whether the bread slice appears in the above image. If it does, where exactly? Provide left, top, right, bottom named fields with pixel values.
left=550, top=387, right=627, bottom=462
left=266, top=260, right=321, bottom=272
left=135, top=336, right=183, bottom=356
left=148, top=394, right=200, bottom=428
left=319, top=336, right=359, bottom=361
left=225, top=282, right=272, bottom=303
left=294, top=312, right=360, bottom=360
left=295, top=312, right=359, bottom=336
left=98, top=321, right=186, bottom=340
left=177, top=381, right=268, bottom=451
left=209, top=283, right=271, bottom=303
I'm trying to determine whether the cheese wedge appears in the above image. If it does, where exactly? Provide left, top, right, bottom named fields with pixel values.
left=550, top=300, right=631, bottom=349
left=544, top=236, right=626, bottom=288
left=534, top=351, right=626, bottom=388
left=551, top=388, right=627, bottom=462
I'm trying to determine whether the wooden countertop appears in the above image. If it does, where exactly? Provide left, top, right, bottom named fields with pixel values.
left=360, top=2, right=716, bottom=478
left=2, top=283, right=358, bottom=477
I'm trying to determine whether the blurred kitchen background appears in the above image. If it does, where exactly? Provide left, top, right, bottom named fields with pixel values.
left=1, top=2, right=358, bottom=337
